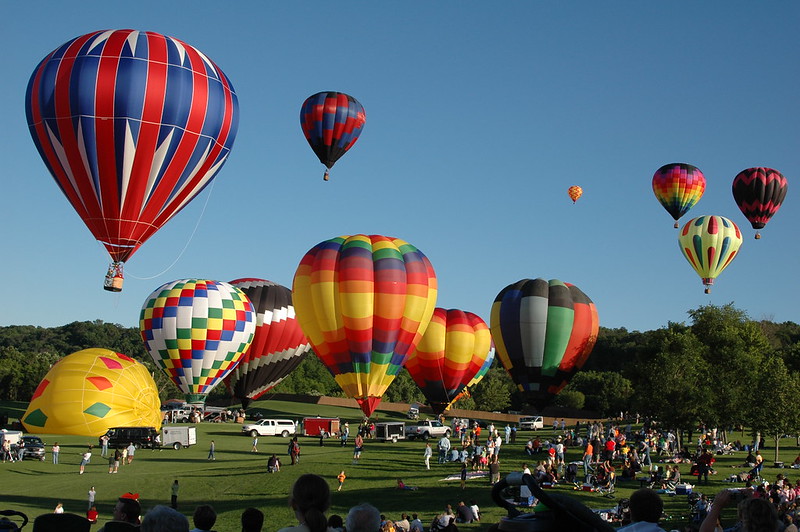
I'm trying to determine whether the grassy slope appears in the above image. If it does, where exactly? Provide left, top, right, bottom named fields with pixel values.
left=1, top=399, right=796, bottom=530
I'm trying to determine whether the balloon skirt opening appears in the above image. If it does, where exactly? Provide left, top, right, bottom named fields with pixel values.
left=357, top=396, right=381, bottom=418
left=185, top=394, right=207, bottom=405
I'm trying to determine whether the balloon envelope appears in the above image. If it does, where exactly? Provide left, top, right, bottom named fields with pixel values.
left=22, top=348, right=161, bottom=436
left=293, top=235, right=438, bottom=417
left=226, top=279, right=312, bottom=408
left=26, top=30, right=239, bottom=285
left=652, top=163, right=706, bottom=227
left=678, top=215, right=743, bottom=293
left=490, top=279, right=599, bottom=407
left=732, top=167, right=788, bottom=238
left=568, top=186, right=583, bottom=203
left=140, top=279, right=256, bottom=404
left=405, top=308, right=493, bottom=414
left=300, top=91, right=366, bottom=179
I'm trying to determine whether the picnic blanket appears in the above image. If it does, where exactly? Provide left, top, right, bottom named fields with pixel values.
left=440, top=470, right=489, bottom=481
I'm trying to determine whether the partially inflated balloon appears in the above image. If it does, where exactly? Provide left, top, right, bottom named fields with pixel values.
left=652, top=163, right=706, bottom=228
left=140, top=279, right=256, bottom=404
left=226, top=279, right=312, bottom=409
left=300, top=92, right=366, bottom=181
left=568, top=186, right=583, bottom=203
left=466, top=343, right=495, bottom=389
left=678, top=216, right=743, bottom=293
left=405, top=308, right=492, bottom=414
left=732, top=167, right=788, bottom=239
left=26, top=30, right=239, bottom=291
left=22, top=348, right=161, bottom=436
left=293, top=235, right=437, bottom=417
left=490, top=279, right=599, bottom=407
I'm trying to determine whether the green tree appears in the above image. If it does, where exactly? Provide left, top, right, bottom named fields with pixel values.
left=383, top=369, right=424, bottom=404
left=566, top=370, right=633, bottom=416
left=745, top=355, right=800, bottom=462
left=553, top=389, right=585, bottom=409
left=471, top=368, right=515, bottom=412
left=632, top=325, right=713, bottom=446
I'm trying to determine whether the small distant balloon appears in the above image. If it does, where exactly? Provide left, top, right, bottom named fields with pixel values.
left=300, top=91, right=366, bottom=181
left=652, top=163, right=706, bottom=228
left=732, top=167, right=788, bottom=239
left=22, top=348, right=162, bottom=436
left=568, top=186, right=583, bottom=203
left=678, top=215, right=743, bottom=293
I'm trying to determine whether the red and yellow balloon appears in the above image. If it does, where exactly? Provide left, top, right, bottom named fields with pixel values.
left=405, top=308, right=493, bottom=414
left=293, top=235, right=438, bottom=417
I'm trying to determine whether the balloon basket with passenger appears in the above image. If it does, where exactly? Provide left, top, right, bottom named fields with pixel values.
left=103, top=262, right=124, bottom=292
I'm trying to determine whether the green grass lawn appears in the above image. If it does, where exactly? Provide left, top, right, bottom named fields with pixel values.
left=1, top=399, right=798, bottom=531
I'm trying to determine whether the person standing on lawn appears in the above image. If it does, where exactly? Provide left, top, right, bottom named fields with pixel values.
left=171, top=479, right=179, bottom=509
left=423, top=442, right=433, bottom=470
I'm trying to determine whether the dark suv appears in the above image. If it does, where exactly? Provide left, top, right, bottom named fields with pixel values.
left=99, top=427, right=160, bottom=449
left=20, top=436, right=45, bottom=461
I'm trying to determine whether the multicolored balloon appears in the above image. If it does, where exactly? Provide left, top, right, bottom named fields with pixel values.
left=293, top=235, right=438, bottom=417
left=405, top=308, right=493, bottom=414
left=490, top=279, right=599, bottom=407
left=567, top=185, right=583, bottom=203
left=732, top=167, right=788, bottom=239
left=140, top=279, right=256, bottom=404
left=22, top=348, right=161, bottom=436
left=26, top=30, right=239, bottom=291
left=652, top=163, right=706, bottom=228
left=226, top=279, right=312, bottom=409
left=466, top=342, right=495, bottom=389
left=300, top=91, right=366, bottom=181
left=678, top=215, right=743, bottom=293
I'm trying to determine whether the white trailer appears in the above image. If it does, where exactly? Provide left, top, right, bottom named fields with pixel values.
left=161, top=425, right=197, bottom=450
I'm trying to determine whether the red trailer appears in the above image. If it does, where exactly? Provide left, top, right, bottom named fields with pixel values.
left=302, top=417, right=341, bottom=437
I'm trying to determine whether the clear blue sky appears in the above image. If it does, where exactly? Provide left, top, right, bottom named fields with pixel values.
left=2, top=1, right=798, bottom=332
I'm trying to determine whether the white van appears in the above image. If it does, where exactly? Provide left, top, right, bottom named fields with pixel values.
left=518, top=416, right=544, bottom=430
left=241, top=419, right=296, bottom=438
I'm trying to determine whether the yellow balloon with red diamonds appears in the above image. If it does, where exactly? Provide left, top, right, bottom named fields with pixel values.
left=22, top=348, right=162, bottom=436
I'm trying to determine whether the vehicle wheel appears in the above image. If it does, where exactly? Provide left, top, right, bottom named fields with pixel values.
left=250, top=430, right=259, bottom=438
left=422, top=432, right=430, bottom=441
left=391, top=436, right=398, bottom=443
left=281, top=430, right=290, bottom=438
left=40, top=456, right=45, bottom=461
left=173, top=442, right=182, bottom=450
left=323, top=431, right=330, bottom=439
left=134, top=443, right=141, bottom=449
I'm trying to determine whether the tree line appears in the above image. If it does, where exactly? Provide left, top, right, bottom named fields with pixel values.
left=2, top=304, right=800, bottom=444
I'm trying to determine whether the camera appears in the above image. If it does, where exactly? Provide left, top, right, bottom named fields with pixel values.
left=728, top=489, right=750, bottom=503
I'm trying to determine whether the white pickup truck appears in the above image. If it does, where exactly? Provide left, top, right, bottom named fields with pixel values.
left=404, top=420, right=451, bottom=441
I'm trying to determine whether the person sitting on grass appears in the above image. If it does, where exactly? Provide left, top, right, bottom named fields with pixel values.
left=396, top=479, right=418, bottom=491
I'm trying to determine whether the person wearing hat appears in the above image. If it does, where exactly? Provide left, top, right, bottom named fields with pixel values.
left=98, top=493, right=141, bottom=531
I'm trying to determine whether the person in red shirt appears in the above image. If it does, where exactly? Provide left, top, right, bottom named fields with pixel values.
left=86, top=506, right=98, bottom=524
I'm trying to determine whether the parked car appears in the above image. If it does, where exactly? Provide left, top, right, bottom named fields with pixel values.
left=20, top=436, right=45, bottom=461
left=518, top=416, right=544, bottom=430
left=241, top=419, right=297, bottom=438
left=99, top=427, right=160, bottom=449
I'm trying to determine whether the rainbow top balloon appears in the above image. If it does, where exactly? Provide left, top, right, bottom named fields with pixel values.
left=652, top=163, right=706, bottom=228
left=22, top=348, right=161, bottom=436
left=25, top=30, right=239, bottom=291
left=226, top=278, right=312, bottom=408
left=405, top=308, right=493, bottom=414
left=732, top=167, right=788, bottom=239
left=140, top=279, right=256, bottom=404
left=678, top=215, right=743, bottom=293
left=293, top=234, right=438, bottom=417
left=490, top=278, right=599, bottom=407
left=300, top=92, right=366, bottom=181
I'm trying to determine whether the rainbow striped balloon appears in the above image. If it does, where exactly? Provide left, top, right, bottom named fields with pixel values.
left=293, top=235, right=438, bottom=417
left=652, top=163, right=706, bottom=227
left=405, top=308, right=493, bottom=414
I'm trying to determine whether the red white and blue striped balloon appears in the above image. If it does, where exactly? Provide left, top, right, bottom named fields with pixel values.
left=25, top=30, right=239, bottom=267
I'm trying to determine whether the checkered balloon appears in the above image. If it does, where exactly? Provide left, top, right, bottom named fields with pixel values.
left=140, top=279, right=256, bottom=403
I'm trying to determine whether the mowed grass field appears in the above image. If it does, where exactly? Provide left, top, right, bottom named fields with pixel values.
left=2, top=399, right=799, bottom=531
